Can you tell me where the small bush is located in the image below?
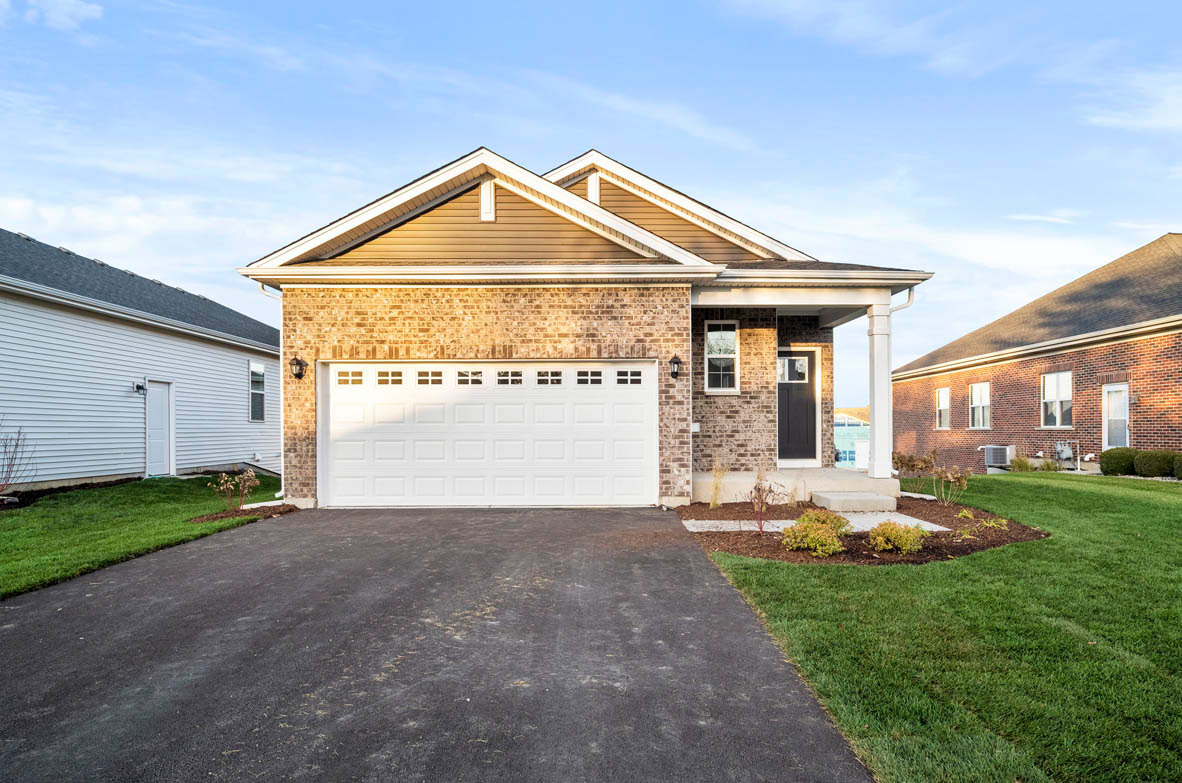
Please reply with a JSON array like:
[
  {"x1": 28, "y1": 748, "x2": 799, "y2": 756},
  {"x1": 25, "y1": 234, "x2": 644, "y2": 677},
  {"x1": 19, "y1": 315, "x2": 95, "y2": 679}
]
[
  {"x1": 797, "y1": 508, "x2": 852, "y2": 536},
  {"x1": 1037, "y1": 458, "x2": 1061, "y2": 472},
  {"x1": 1100, "y1": 447, "x2": 1139, "y2": 476},
  {"x1": 782, "y1": 521, "x2": 845, "y2": 557},
  {"x1": 1175, "y1": 454, "x2": 1182, "y2": 480},
  {"x1": 1134, "y1": 450, "x2": 1179, "y2": 478},
  {"x1": 956, "y1": 508, "x2": 975, "y2": 520},
  {"x1": 868, "y1": 520, "x2": 930, "y2": 554},
  {"x1": 932, "y1": 465, "x2": 972, "y2": 506},
  {"x1": 1008, "y1": 456, "x2": 1035, "y2": 472}
]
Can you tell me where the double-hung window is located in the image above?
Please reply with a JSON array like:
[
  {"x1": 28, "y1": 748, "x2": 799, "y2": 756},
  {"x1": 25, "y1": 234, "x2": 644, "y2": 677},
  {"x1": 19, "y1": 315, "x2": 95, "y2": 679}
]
[
  {"x1": 935, "y1": 387, "x2": 950, "y2": 429},
  {"x1": 1041, "y1": 371, "x2": 1072, "y2": 428},
  {"x1": 705, "y1": 321, "x2": 738, "y2": 393},
  {"x1": 968, "y1": 382, "x2": 991, "y2": 429},
  {"x1": 248, "y1": 361, "x2": 265, "y2": 422}
]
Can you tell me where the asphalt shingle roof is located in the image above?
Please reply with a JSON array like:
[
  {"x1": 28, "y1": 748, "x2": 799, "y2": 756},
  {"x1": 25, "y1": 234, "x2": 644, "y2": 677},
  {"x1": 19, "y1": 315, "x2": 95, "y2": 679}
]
[
  {"x1": 0, "y1": 228, "x2": 279, "y2": 349},
  {"x1": 895, "y1": 233, "x2": 1182, "y2": 374}
]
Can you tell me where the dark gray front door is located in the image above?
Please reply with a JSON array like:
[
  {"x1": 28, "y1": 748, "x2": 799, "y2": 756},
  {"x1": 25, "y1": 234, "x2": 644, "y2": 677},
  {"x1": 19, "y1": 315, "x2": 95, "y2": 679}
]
[{"x1": 777, "y1": 351, "x2": 816, "y2": 460}]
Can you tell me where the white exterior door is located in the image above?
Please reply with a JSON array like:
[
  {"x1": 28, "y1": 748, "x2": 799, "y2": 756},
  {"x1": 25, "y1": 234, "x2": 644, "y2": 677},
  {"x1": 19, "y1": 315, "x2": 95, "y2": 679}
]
[
  {"x1": 322, "y1": 361, "x2": 659, "y2": 507},
  {"x1": 1102, "y1": 383, "x2": 1130, "y2": 450},
  {"x1": 146, "y1": 380, "x2": 172, "y2": 476}
]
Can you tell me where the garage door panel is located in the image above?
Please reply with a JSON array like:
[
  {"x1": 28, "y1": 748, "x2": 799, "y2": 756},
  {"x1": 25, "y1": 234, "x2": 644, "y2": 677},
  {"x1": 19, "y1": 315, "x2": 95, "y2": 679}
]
[{"x1": 325, "y1": 361, "x2": 658, "y2": 506}]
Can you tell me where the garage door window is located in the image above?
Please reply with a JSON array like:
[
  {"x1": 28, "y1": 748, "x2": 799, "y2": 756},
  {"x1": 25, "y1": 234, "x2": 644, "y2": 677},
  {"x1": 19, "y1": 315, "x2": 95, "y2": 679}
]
[
  {"x1": 377, "y1": 370, "x2": 402, "y2": 385},
  {"x1": 458, "y1": 370, "x2": 483, "y2": 385},
  {"x1": 577, "y1": 370, "x2": 602, "y2": 385},
  {"x1": 337, "y1": 370, "x2": 363, "y2": 385},
  {"x1": 497, "y1": 370, "x2": 522, "y2": 385},
  {"x1": 617, "y1": 369, "x2": 641, "y2": 385},
  {"x1": 537, "y1": 370, "x2": 563, "y2": 385},
  {"x1": 418, "y1": 371, "x2": 443, "y2": 385}
]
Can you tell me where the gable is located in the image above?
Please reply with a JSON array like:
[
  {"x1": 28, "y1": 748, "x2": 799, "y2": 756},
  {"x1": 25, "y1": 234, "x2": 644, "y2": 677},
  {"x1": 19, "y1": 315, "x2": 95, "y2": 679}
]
[
  {"x1": 320, "y1": 183, "x2": 650, "y2": 265},
  {"x1": 593, "y1": 179, "x2": 759, "y2": 263}
]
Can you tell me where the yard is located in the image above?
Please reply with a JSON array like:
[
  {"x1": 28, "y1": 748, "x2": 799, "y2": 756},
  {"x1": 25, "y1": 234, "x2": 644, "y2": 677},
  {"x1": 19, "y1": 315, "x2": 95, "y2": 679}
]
[
  {"x1": 0, "y1": 474, "x2": 283, "y2": 599},
  {"x1": 715, "y1": 473, "x2": 1182, "y2": 783}
]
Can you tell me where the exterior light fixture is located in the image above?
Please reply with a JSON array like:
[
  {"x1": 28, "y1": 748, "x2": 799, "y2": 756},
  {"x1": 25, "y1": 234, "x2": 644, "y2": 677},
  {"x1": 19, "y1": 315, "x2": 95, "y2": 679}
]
[
  {"x1": 670, "y1": 355, "x2": 682, "y2": 379},
  {"x1": 289, "y1": 356, "x2": 308, "y2": 379}
]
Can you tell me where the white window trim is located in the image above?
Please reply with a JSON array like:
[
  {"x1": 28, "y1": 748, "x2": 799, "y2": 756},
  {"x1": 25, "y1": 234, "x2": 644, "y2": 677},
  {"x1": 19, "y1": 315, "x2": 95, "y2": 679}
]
[
  {"x1": 934, "y1": 386, "x2": 950, "y2": 430},
  {"x1": 248, "y1": 359, "x2": 266, "y2": 423},
  {"x1": 704, "y1": 319, "x2": 740, "y2": 396},
  {"x1": 968, "y1": 382, "x2": 991, "y2": 430},
  {"x1": 1040, "y1": 371, "x2": 1073, "y2": 430}
]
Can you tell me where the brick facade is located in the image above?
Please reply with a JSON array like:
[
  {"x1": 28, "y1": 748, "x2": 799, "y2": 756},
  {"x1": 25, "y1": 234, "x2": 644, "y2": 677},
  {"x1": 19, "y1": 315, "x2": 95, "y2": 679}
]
[
  {"x1": 893, "y1": 330, "x2": 1182, "y2": 469},
  {"x1": 691, "y1": 311, "x2": 835, "y2": 471},
  {"x1": 282, "y1": 286, "x2": 693, "y2": 504}
]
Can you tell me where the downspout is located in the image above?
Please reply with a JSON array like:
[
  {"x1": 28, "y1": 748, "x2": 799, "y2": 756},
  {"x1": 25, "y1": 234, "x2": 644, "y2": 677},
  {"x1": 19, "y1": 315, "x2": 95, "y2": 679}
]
[{"x1": 258, "y1": 283, "x2": 285, "y2": 499}]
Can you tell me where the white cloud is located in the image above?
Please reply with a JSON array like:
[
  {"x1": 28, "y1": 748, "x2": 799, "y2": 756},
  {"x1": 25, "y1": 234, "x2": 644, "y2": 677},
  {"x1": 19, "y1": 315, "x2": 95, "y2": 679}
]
[
  {"x1": 0, "y1": 1, "x2": 11, "y2": 25},
  {"x1": 1005, "y1": 209, "x2": 1082, "y2": 225},
  {"x1": 175, "y1": 28, "x2": 304, "y2": 72},
  {"x1": 24, "y1": 0, "x2": 102, "y2": 31},
  {"x1": 1086, "y1": 68, "x2": 1182, "y2": 132}
]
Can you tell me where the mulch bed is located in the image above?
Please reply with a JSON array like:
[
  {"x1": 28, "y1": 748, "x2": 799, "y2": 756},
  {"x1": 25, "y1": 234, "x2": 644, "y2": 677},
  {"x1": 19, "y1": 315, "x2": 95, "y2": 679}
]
[
  {"x1": 696, "y1": 496, "x2": 1049, "y2": 565},
  {"x1": 678, "y1": 500, "x2": 820, "y2": 520},
  {"x1": 188, "y1": 504, "x2": 301, "y2": 524}
]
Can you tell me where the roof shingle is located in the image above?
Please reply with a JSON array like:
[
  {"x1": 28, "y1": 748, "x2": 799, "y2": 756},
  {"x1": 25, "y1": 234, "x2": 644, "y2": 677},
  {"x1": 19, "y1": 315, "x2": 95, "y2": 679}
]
[
  {"x1": 0, "y1": 228, "x2": 279, "y2": 349},
  {"x1": 895, "y1": 234, "x2": 1182, "y2": 374}
]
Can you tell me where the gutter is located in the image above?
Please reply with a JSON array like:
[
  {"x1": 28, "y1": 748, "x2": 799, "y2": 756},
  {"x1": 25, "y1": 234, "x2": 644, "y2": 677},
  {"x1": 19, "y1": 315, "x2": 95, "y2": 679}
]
[{"x1": 0, "y1": 274, "x2": 279, "y2": 356}]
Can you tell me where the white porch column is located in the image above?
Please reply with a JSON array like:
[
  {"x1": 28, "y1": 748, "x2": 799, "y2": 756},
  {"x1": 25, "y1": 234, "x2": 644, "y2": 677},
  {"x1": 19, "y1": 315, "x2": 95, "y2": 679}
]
[{"x1": 867, "y1": 303, "x2": 893, "y2": 478}]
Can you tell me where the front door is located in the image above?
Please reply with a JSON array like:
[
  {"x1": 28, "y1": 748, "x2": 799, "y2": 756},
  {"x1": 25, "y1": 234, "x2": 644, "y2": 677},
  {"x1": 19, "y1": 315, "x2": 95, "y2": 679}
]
[
  {"x1": 1103, "y1": 382, "x2": 1130, "y2": 450},
  {"x1": 777, "y1": 351, "x2": 817, "y2": 461},
  {"x1": 146, "y1": 380, "x2": 172, "y2": 476}
]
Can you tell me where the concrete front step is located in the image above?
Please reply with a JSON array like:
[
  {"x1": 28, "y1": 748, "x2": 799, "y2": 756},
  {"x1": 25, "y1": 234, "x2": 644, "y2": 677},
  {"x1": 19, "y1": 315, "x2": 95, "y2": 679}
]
[{"x1": 811, "y1": 491, "x2": 896, "y2": 512}]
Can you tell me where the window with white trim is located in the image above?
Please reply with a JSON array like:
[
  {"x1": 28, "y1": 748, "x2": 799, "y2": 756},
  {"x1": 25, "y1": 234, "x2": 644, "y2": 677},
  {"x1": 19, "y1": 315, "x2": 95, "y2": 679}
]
[
  {"x1": 1041, "y1": 371, "x2": 1072, "y2": 428},
  {"x1": 705, "y1": 321, "x2": 738, "y2": 392},
  {"x1": 249, "y1": 361, "x2": 265, "y2": 422},
  {"x1": 458, "y1": 370, "x2": 483, "y2": 385},
  {"x1": 577, "y1": 370, "x2": 602, "y2": 385},
  {"x1": 417, "y1": 370, "x2": 442, "y2": 385},
  {"x1": 537, "y1": 370, "x2": 563, "y2": 385},
  {"x1": 969, "y1": 382, "x2": 991, "y2": 429},
  {"x1": 497, "y1": 370, "x2": 522, "y2": 385},
  {"x1": 935, "y1": 387, "x2": 950, "y2": 429}
]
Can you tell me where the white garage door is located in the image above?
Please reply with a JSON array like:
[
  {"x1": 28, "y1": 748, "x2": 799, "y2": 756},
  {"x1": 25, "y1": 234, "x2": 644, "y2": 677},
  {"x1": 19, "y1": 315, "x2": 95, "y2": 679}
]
[{"x1": 323, "y1": 361, "x2": 659, "y2": 506}]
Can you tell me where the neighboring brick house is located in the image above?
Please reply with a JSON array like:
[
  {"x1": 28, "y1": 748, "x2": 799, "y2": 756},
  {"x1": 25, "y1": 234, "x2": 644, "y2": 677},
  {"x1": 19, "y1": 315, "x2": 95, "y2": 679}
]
[
  {"x1": 893, "y1": 234, "x2": 1182, "y2": 471},
  {"x1": 240, "y1": 148, "x2": 930, "y2": 508}
]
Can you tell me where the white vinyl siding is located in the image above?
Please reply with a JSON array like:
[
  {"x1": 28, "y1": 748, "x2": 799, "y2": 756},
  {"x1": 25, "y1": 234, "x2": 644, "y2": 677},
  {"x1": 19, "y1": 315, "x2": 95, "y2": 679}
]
[
  {"x1": 935, "y1": 387, "x2": 950, "y2": 429},
  {"x1": 0, "y1": 291, "x2": 281, "y2": 485},
  {"x1": 1041, "y1": 371, "x2": 1072, "y2": 428},
  {"x1": 969, "y1": 382, "x2": 991, "y2": 429}
]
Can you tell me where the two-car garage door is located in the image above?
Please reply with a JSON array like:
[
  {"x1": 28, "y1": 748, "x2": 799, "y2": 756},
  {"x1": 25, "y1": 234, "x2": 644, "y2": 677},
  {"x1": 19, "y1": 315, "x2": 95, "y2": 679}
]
[{"x1": 322, "y1": 361, "x2": 659, "y2": 506}]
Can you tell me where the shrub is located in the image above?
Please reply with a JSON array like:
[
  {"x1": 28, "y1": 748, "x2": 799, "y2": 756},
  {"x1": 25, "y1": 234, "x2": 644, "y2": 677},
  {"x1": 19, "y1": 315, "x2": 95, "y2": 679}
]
[
  {"x1": 747, "y1": 469, "x2": 788, "y2": 534},
  {"x1": 893, "y1": 450, "x2": 937, "y2": 478},
  {"x1": 783, "y1": 520, "x2": 845, "y2": 557},
  {"x1": 956, "y1": 508, "x2": 975, "y2": 520},
  {"x1": 1099, "y1": 447, "x2": 1139, "y2": 476},
  {"x1": 932, "y1": 465, "x2": 972, "y2": 507},
  {"x1": 1134, "y1": 450, "x2": 1179, "y2": 478},
  {"x1": 709, "y1": 458, "x2": 728, "y2": 509},
  {"x1": 1037, "y1": 458, "x2": 1061, "y2": 472},
  {"x1": 868, "y1": 521, "x2": 930, "y2": 554},
  {"x1": 208, "y1": 469, "x2": 259, "y2": 512},
  {"x1": 1008, "y1": 456, "x2": 1035, "y2": 472},
  {"x1": 1175, "y1": 454, "x2": 1182, "y2": 481},
  {"x1": 797, "y1": 508, "x2": 852, "y2": 536}
]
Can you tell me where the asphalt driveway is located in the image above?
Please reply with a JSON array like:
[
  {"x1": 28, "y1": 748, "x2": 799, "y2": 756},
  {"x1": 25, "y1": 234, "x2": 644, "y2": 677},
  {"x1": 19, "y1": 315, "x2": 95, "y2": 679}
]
[{"x1": 0, "y1": 508, "x2": 869, "y2": 782}]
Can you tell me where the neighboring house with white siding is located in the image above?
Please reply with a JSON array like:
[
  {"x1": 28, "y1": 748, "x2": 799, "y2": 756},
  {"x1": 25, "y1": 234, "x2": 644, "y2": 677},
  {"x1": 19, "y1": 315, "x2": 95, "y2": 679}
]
[{"x1": 0, "y1": 228, "x2": 281, "y2": 490}]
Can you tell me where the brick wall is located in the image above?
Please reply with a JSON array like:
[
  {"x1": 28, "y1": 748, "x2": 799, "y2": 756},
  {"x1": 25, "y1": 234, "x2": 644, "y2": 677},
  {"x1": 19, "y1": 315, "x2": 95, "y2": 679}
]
[
  {"x1": 893, "y1": 330, "x2": 1182, "y2": 469},
  {"x1": 282, "y1": 286, "x2": 693, "y2": 504},
  {"x1": 691, "y1": 311, "x2": 835, "y2": 471}
]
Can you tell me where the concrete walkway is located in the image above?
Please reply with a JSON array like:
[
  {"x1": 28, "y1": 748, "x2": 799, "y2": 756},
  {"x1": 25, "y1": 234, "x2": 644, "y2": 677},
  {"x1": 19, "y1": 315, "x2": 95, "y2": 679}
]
[{"x1": 0, "y1": 507, "x2": 871, "y2": 783}]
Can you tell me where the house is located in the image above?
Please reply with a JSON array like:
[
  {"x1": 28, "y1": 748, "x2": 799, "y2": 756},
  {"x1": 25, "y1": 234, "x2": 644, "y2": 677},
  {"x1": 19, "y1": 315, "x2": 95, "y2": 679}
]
[
  {"x1": 833, "y1": 407, "x2": 870, "y2": 468},
  {"x1": 892, "y1": 234, "x2": 1182, "y2": 470},
  {"x1": 0, "y1": 228, "x2": 282, "y2": 490},
  {"x1": 239, "y1": 148, "x2": 931, "y2": 509}
]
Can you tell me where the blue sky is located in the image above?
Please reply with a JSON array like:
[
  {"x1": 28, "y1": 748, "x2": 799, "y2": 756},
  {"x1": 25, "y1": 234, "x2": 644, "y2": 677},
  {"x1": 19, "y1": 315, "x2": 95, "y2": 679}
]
[{"x1": 2, "y1": 0, "x2": 1179, "y2": 405}]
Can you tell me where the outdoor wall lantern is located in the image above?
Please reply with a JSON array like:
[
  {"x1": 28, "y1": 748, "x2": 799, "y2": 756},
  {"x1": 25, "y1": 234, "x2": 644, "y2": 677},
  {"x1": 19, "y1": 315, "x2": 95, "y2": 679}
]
[
  {"x1": 289, "y1": 356, "x2": 308, "y2": 379},
  {"x1": 670, "y1": 355, "x2": 682, "y2": 379}
]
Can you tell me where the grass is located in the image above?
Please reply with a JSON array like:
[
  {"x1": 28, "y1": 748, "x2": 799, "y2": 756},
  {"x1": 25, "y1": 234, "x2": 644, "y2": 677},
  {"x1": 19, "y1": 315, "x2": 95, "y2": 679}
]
[
  {"x1": 0, "y1": 474, "x2": 281, "y2": 599},
  {"x1": 714, "y1": 473, "x2": 1182, "y2": 783}
]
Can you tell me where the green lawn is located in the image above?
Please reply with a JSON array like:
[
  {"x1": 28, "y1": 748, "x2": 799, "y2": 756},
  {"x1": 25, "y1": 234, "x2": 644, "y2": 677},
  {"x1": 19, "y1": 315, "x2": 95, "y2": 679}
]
[
  {"x1": 715, "y1": 473, "x2": 1182, "y2": 783},
  {"x1": 0, "y1": 474, "x2": 282, "y2": 599}
]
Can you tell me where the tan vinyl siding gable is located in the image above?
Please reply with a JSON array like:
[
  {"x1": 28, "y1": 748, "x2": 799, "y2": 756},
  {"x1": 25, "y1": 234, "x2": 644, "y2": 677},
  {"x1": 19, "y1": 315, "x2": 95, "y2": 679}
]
[
  {"x1": 320, "y1": 184, "x2": 649, "y2": 265},
  {"x1": 566, "y1": 176, "x2": 589, "y2": 199},
  {"x1": 594, "y1": 180, "x2": 761, "y2": 263}
]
